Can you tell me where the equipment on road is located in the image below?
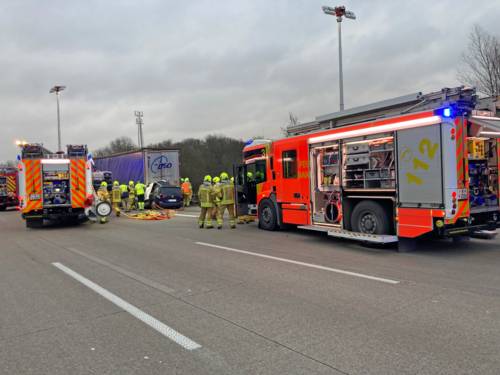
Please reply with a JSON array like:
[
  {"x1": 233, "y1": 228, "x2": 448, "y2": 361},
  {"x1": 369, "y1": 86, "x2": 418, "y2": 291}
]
[
  {"x1": 0, "y1": 166, "x2": 19, "y2": 211},
  {"x1": 17, "y1": 144, "x2": 111, "y2": 228},
  {"x1": 122, "y1": 209, "x2": 175, "y2": 220},
  {"x1": 235, "y1": 87, "x2": 500, "y2": 249},
  {"x1": 93, "y1": 148, "x2": 180, "y2": 187}
]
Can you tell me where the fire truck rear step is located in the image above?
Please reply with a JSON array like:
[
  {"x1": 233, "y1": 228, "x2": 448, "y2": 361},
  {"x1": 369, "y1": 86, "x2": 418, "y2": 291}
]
[{"x1": 298, "y1": 225, "x2": 398, "y2": 244}]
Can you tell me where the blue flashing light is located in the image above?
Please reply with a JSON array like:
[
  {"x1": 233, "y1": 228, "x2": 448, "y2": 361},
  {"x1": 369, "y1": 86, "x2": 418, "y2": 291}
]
[
  {"x1": 435, "y1": 107, "x2": 454, "y2": 118},
  {"x1": 244, "y1": 139, "x2": 253, "y2": 147}
]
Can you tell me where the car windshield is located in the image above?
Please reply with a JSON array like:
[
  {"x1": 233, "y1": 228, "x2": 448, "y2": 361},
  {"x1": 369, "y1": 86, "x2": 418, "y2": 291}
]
[{"x1": 159, "y1": 187, "x2": 180, "y2": 195}]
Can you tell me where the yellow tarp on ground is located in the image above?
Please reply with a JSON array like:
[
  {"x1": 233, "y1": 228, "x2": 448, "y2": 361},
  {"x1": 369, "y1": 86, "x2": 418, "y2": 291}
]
[{"x1": 122, "y1": 210, "x2": 176, "y2": 221}]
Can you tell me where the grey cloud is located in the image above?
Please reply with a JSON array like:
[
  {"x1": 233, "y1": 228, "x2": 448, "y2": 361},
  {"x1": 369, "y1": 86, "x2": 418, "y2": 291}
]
[{"x1": 1, "y1": 0, "x2": 499, "y2": 161}]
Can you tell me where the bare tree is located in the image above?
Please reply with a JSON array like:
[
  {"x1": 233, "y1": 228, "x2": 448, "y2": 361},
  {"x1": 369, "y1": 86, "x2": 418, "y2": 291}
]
[{"x1": 459, "y1": 26, "x2": 500, "y2": 97}]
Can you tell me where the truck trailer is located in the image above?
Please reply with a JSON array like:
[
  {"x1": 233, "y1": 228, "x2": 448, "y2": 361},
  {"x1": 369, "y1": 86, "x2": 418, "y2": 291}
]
[
  {"x1": 0, "y1": 166, "x2": 19, "y2": 211},
  {"x1": 93, "y1": 148, "x2": 180, "y2": 186},
  {"x1": 235, "y1": 87, "x2": 500, "y2": 250}
]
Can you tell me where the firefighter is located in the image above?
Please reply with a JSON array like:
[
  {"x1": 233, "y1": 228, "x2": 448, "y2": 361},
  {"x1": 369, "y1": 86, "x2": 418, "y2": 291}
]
[
  {"x1": 181, "y1": 177, "x2": 193, "y2": 207},
  {"x1": 111, "y1": 181, "x2": 122, "y2": 217},
  {"x1": 216, "y1": 172, "x2": 236, "y2": 229},
  {"x1": 120, "y1": 182, "x2": 129, "y2": 211},
  {"x1": 211, "y1": 176, "x2": 221, "y2": 220},
  {"x1": 198, "y1": 175, "x2": 214, "y2": 229},
  {"x1": 128, "y1": 180, "x2": 136, "y2": 210},
  {"x1": 135, "y1": 180, "x2": 146, "y2": 211},
  {"x1": 237, "y1": 172, "x2": 255, "y2": 224},
  {"x1": 97, "y1": 181, "x2": 110, "y2": 224}
]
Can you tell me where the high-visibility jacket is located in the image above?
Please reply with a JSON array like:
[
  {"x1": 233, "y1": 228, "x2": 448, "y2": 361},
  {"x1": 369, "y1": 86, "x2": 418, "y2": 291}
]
[
  {"x1": 135, "y1": 183, "x2": 146, "y2": 195},
  {"x1": 213, "y1": 183, "x2": 222, "y2": 205},
  {"x1": 97, "y1": 186, "x2": 110, "y2": 202},
  {"x1": 128, "y1": 184, "x2": 135, "y2": 197},
  {"x1": 198, "y1": 182, "x2": 214, "y2": 208},
  {"x1": 111, "y1": 186, "x2": 122, "y2": 203},
  {"x1": 181, "y1": 181, "x2": 192, "y2": 195},
  {"x1": 120, "y1": 184, "x2": 128, "y2": 193},
  {"x1": 219, "y1": 181, "x2": 235, "y2": 205}
]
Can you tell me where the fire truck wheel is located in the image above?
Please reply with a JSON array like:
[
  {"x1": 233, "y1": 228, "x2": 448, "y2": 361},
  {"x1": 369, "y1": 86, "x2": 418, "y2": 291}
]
[
  {"x1": 0, "y1": 206, "x2": 6, "y2": 211},
  {"x1": 258, "y1": 200, "x2": 278, "y2": 231},
  {"x1": 26, "y1": 218, "x2": 43, "y2": 228},
  {"x1": 351, "y1": 201, "x2": 390, "y2": 235}
]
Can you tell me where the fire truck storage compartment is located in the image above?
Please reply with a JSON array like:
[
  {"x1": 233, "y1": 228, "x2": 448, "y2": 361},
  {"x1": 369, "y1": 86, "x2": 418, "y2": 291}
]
[
  {"x1": 42, "y1": 163, "x2": 71, "y2": 206},
  {"x1": 467, "y1": 137, "x2": 498, "y2": 213},
  {"x1": 310, "y1": 141, "x2": 341, "y2": 225},
  {"x1": 342, "y1": 134, "x2": 395, "y2": 190}
]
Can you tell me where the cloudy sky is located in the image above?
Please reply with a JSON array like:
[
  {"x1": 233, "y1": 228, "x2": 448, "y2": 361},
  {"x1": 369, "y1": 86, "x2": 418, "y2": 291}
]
[{"x1": 1, "y1": 0, "x2": 498, "y2": 161}]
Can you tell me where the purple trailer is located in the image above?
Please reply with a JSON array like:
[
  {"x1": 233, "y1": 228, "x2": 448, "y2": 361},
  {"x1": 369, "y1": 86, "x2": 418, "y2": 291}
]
[{"x1": 93, "y1": 148, "x2": 180, "y2": 185}]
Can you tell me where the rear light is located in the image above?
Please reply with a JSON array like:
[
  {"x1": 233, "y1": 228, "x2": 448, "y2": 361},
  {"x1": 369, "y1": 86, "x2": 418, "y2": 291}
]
[{"x1": 84, "y1": 194, "x2": 94, "y2": 207}]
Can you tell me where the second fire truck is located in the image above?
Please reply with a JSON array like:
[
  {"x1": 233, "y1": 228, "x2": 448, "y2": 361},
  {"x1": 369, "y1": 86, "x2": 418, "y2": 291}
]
[
  {"x1": 235, "y1": 87, "x2": 500, "y2": 250},
  {"x1": 18, "y1": 144, "x2": 111, "y2": 228}
]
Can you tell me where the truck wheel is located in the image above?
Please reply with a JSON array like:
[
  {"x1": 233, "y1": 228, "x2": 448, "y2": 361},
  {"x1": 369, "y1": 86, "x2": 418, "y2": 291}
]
[
  {"x1": 0, "y1": 206, "x2": 6, "y2": 211},
  {"x1": 26, "y1": 218, "x2": 43, "y2": 228},
  {"x1": 258, "y1": 200, "x2": 278, "y2": 231},
  {"x1": 351, "y1": 201, "x2": 390, "y2": 235}
]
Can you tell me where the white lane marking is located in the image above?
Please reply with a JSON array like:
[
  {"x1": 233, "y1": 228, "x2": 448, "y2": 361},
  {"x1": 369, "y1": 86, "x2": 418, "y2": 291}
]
[
  {"x1": 52, "y1": 262, "x2": 201, "y2": 351},
  {"x1": 65, "y1": 247, "x2": 175, "y2": 294},
  {"x1": 175, "y1": 213, "x2": 198, "y2": 218},
  {"x1": 195, "y1": 242, "x2": 400, "y2": 285}
]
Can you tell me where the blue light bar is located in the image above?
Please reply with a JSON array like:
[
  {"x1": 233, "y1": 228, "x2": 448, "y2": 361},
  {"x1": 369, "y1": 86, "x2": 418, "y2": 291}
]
[{"x1": 434, "y1": 107, "x2": 454, "y2": 119}]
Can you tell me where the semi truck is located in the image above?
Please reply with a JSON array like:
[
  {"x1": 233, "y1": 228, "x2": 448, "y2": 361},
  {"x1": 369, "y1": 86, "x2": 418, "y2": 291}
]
[
  {"x1": 0, "y1": 166, "x2": 19, "y2": 211},
  {"x1": 235, "y1": 87, "x2": 500, "y2": 250},
  {"x1": 18, "y1": 144, "x2": 111, "y2": 228},
  {"x1": 93, "y1": 148, "x2": 180, "y2": 186}
]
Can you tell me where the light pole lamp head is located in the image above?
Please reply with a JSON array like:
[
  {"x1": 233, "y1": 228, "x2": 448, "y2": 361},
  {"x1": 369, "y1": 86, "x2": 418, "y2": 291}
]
[
  {"x1": 322, "y1": 5, "x2": 356, "y2": 21},
  {"x1": 49, "y1": 85, "x2": 66, "y2": 94}
]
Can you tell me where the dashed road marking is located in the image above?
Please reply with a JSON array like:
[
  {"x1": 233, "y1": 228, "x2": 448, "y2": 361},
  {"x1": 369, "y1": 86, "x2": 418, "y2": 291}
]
[
  {"x1": 52, "y1": 262, "x2": 202, "y2": 350},
  {"x1": 195, "y1": 242, "x2": 400, "y2": 285}
]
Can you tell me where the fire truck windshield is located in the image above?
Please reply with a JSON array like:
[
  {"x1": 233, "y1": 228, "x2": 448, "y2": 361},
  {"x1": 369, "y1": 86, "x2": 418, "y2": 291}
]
[{"x1": 246, "y1": 160, "x2": 266, "y2": 183}]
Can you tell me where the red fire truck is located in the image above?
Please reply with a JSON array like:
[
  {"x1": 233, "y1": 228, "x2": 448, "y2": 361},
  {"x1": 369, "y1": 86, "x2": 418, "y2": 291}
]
[
  {"x1": 0, "y1": 166, "x2": 19, "y2": 211},
  {"x1": 235, "y1": 87, "x2": 500, "y2": 249},
  {"x1": 18, "y1": 144, "x2": 111, "y2": 228}
]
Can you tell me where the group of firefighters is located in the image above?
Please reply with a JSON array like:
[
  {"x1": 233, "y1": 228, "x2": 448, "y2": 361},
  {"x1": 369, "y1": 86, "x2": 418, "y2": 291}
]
[
  {"x1": 197, "y1": 172, "x2": 253, "y2": 229},
  {"x1": 96, "y1": 180, "x2": 146, "y2": 221},
  {"x1": 95, "y1": 174, "x2": 252, "y2": 228}
]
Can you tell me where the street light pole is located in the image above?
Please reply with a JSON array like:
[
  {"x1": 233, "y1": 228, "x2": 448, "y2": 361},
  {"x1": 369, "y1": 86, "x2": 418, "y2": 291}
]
[
  {"x1": 322, "y1": 5, "x2": 356, "y2": 112},
  {"x1": 337, "y1": 18, "x2": 344, "y2": 111},
  {"x1": 49, "y1": 85, "x2": 66, "y2": 152}
]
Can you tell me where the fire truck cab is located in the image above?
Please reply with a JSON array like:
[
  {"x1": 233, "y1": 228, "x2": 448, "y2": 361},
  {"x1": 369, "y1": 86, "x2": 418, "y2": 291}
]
[{"x1": 235, "y1": 87, "x2": 500, "y2": 249}]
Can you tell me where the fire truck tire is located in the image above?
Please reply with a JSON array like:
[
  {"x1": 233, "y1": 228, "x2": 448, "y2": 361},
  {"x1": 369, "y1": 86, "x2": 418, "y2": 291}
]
[
  {"x1": 351, "y1": 201, "x2": 390, "y2": 235},
  {"x1": 0, "y1": 206, "x2": 6, "y2": 211},
  {"x1": 258, "y1": 199, "x2": 278, "y2": 231},
  {"x1": 26, "y1": 218, "x2": 43, "y2": 228}
]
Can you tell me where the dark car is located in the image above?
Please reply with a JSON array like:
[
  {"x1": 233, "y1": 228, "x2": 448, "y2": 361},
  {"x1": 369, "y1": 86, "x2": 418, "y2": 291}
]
[{"x1": 150, "y1": 185, "x2": 183, "y2": 209}]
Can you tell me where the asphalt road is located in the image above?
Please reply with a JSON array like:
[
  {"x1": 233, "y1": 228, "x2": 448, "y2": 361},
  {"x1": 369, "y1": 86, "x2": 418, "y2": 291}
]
[{"x1": 1, "y1": 207, "x2": 499, "y2": 374}]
